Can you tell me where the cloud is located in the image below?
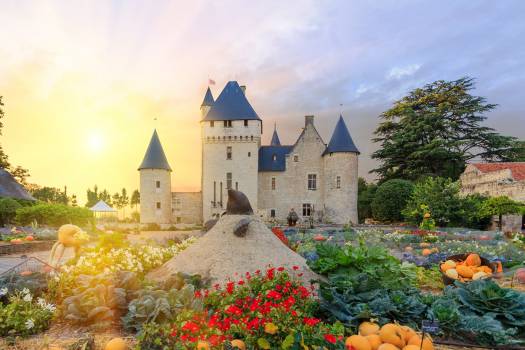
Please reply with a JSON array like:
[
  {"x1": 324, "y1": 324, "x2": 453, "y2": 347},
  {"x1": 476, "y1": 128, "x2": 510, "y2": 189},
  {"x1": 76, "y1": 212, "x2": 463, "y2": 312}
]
[{"x1": 387, "y1": 64, "x2": 422, "y2": 80}]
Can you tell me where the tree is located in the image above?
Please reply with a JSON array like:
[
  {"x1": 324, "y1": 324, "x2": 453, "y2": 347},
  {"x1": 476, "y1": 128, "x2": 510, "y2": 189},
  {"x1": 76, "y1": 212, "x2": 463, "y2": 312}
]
[
  {"x1": 357, "y1": 178, "x2": 377, "y2": 223},
  {"x1": 99, "y1": 189, "x2": 112, "y2": 206},
  {"x1": 70, "y1": 194, "x2": 78, "y2": 207},
  {"x1": 0, "y1": 96, "x2": 30, "y2": 185},
  {"x1": 372, "y1": 77, "x2": 519, "y2": 182},
  {"x1": 371, "y1": 179, "x2": 414, "y2": 222},
  {"x1": 30, "y1": 186, "x2": 68, "y2": 204},
  {"x1": 131, "y1": 190, "x2": 140, "y2": 210},
  {"x1": 119, "y1": 188, "x2": 129, "y2": 217},
  {"x1": 0, "y1": 198, "x2": 22, "y2": 226},
  {"x1": 86, "y1": 185, "x2": 99, "y2": 207},
  {"x1": 480, "y1": 196, "x2": 525, "y2": 231}
]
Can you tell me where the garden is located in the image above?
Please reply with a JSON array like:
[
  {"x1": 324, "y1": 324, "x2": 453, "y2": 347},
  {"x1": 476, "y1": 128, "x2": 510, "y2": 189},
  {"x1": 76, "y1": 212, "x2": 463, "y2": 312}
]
[{"x1": 1, "y1": 221, "x2": 525, "y2": 350}]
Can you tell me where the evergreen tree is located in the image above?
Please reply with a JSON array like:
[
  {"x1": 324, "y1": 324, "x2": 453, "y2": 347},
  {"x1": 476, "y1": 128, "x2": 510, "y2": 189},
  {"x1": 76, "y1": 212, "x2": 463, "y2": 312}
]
[
  {"x1": 372, "y1": 77, "x2": 520, "y2": 181},
  {"x1": 131, "y1": 189, "x2": 140, "y2": 210},
  {"x1": 30, "y1": 186, "x2": 68, "y2": 204}
]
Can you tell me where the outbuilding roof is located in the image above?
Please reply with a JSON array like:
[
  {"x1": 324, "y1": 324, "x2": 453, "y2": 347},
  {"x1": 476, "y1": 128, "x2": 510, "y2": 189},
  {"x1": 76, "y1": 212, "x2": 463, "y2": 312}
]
[
  {"x1": 138, "y1": 130, "x2": 172, "y2": 171},
  {"x1": 270, "y1": 127, "x2": 281, "y2": 146},
  {"x1": 258, "y1": 146, "x2": 293, "y2": 172},
  {"x1": 323, "y1": 115, "x2": 360, "y2": 155},
  {"x1": 0, "y1": 168, "x2": 35, "y2": 201},
  {"x1": 90, "y1": 200, "x2": 117, "y2": 212},
  {"x1": 471, "y1": 162, "x2": 525, "y2": 181},
  {"x1": 202, "y1": 81, "x2": 260, "y2": 121}
]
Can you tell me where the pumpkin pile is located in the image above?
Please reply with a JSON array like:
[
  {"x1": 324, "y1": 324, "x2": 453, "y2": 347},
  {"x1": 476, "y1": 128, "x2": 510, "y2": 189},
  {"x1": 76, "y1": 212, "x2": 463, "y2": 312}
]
[
  {"x1": 440, "y1": 253, "x2": 493, "y2": 282},
  {"x1": 345, "y1": 322, "x2": 434, "y2": 350}
]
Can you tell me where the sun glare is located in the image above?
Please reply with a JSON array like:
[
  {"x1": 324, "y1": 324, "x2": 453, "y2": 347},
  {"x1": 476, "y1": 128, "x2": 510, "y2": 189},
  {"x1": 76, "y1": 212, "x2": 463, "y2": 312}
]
[{"x1": 86, "y1": 132, "x2": 105, "y2": 153}]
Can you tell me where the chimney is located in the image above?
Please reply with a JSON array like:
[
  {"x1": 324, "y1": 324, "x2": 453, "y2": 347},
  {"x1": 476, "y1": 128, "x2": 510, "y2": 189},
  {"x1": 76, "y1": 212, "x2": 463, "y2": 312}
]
[
  {"x1": 240, "y1": 85, "x2": 246, "y2": 94},
  {"x1": 305, "y1": 115, "x2": 314, "y2": 127}
]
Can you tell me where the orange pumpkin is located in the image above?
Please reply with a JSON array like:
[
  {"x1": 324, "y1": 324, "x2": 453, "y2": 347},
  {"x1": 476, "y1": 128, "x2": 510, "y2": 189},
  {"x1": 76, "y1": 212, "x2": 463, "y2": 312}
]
[
  {"x1": 422, "y1": 249, "x2": 432, "y2": 256},
  {"x1": 400, "y1": 326, "x2": 417, "y2": 343},
  {"x1": 366, "y1": 334, "x2": 382, "y2": 350},
  {"x1": 465, "y1": 253, "x2": 481, "y2": 267},
  {"x1": 377, "y1": 344, "x2": 400, "y2": 350},
  {"x1": 457, "y1": 265, "x2": 474, "y2": 278},
  {"x1": 407, "y1": 335, "x2": 434, "y2": 350},
  {"x1": 345, "y1": 335, "x2": 372, "y2": 350},
  {"x1": 359, "y1": 322, "x2": 380, "y2": 336},
  {"x1": 379, "y1": 324, "x2": 405, "y2": 349}
]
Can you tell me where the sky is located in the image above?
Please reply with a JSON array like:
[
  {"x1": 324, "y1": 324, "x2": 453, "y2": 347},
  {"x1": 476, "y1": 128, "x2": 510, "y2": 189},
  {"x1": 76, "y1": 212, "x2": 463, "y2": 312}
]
[{"x1": 1, "y1": 1, "x2": 524, "y2": 204}]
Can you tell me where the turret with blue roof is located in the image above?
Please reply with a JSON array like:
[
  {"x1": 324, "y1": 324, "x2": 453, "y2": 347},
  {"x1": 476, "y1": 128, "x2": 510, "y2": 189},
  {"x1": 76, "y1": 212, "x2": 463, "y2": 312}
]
[
  {"x1": 202, "y1": 81, "x2": 261, "y2": 121},
  {"x1": 138, "y1": 129, "x2": 172, "y2": 171},
  {"x1": 323, "y1": 115, "x2": 360, "y2": 156},
  {"x1": 201, "y1": 87, "x2": 214, "y2": 107}
]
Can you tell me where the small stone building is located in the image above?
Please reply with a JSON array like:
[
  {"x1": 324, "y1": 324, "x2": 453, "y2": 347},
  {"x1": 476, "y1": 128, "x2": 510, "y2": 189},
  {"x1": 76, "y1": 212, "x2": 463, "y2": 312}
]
[{"x1": 460, "y1": 162, "x2": 525, "y2": 231}]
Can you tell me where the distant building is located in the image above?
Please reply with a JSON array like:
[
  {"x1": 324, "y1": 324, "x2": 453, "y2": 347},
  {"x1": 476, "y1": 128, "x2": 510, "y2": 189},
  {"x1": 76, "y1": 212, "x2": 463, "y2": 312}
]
[
  {"x1": 460, "y1": 162, "x2": 525, "y2": 231},
  {"x1": 138, "y1": 81, "x2": 359, "y2": 225}
]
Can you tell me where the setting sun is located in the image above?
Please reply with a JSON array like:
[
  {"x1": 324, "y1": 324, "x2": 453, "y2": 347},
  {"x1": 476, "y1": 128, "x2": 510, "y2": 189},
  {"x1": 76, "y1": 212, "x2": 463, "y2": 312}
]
[{"x1": 86, "y1": 131, "x2": 105, "y2": 153}]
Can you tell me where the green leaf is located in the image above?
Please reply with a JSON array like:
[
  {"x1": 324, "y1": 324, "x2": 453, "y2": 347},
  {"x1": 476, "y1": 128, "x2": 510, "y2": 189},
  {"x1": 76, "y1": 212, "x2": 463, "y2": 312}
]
[{"x1": 257, "y1": 338, "x2": 271, "y2": 349}]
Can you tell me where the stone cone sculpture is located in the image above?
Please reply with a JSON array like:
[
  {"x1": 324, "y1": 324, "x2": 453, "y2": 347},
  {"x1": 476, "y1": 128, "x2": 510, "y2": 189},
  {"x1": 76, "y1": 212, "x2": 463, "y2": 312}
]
[{"x1": 148, "y1": 190, "x2": 319, "y2": 286}]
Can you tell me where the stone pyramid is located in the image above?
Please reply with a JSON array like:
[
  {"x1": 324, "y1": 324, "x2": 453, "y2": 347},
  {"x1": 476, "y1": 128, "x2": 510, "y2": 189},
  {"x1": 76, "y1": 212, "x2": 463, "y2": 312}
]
[{"x1": 148, "y1": 190, "x2": 319, "y2": 286}]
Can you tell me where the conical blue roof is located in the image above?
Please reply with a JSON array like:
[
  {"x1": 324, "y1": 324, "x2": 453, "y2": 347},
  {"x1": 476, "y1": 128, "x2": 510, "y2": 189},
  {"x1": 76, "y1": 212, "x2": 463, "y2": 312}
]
[
  {"x1": 270, "y1": 125, "x2": 281, "y2": 146},
  {"x1": 138, "y1": 130, "x2": 172, "y2": 171},
  {"x1": 201, "y1": 87, "x2": 214, "y2": 107},
  {"x1": 202, "y1": 81, "x2": 260, "y2": 121},
  {"x1": 323, "y1": 115, "x2": 360, "y2": 156}
]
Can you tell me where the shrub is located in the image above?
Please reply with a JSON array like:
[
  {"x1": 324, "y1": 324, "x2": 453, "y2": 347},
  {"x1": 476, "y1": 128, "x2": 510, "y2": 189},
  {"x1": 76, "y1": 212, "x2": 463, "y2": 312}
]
[
  {"x1": 357, "y1": 178, "x2": 377, "y2": 222},
  {"x1": 403, "y1": 177, "x2": 464, "y2": 227},
  {"x1": 371, "y1": 179, "x2": 414, "y2": 222},
  {"x1": 15, "y1": 203, "x2": 93, "y2": 227},
  {"x1": 0, "y1": 197, "x2": 22, "y2": 225}
]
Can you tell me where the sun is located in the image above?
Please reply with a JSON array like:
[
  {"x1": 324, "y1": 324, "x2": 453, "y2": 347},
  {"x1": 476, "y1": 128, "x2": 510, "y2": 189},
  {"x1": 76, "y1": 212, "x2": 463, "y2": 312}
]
[{"x1": 86, "y1": 131, "x2": 105, "y2": 153}]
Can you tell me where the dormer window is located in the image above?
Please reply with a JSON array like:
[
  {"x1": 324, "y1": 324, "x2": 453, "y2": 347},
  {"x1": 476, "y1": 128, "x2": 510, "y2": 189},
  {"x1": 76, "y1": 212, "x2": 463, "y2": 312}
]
[
  {"x1": 272, "y1": 154, "x2": 277, "y2": 161},
  {"x1": 294, "y1": 155, "x2": 299, "y2": 162},
  {"x1": 224, "y1": 120, "x2": 232, "y2": 128},
  {"x1": 244, "y1": 120, "x2": 248, "y2": 127},
  {"x1": 210, "y1": 121, "x2": 214, "y2": 127}
]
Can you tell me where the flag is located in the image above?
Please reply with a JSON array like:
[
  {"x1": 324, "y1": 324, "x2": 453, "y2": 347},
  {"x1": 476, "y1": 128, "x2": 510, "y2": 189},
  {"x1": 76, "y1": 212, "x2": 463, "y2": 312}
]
[{"x1": 208, "y1": 78, "x2": 216, "y2": 85}]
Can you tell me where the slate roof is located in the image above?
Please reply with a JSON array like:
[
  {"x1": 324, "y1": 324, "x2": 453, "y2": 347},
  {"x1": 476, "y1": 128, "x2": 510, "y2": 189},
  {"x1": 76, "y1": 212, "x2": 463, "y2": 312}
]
[
  {"x1": 471, "y1": 162, "x2": 525, "y2": 181},
  {"x1": 0, "y1": 168, "x2": 35, "y2": 201},
  {"x1": 138, "y1": 130, "x2": 172, "y2": 171},
  {"x1": 323, "y1": 115, "x2": 360, "y2": 156},
  {"x1": 201, "y1": 87, "x2": 214, "y2": 107},
  {"x1": 270, "y1": 127, "x2": 281, "y2": 146},
  {"x1": 202, "y1": 81, "x2": 260, "y2": 121},
  {"x1": 259, "y1": 146, "x2": 293, "y2": 172}
]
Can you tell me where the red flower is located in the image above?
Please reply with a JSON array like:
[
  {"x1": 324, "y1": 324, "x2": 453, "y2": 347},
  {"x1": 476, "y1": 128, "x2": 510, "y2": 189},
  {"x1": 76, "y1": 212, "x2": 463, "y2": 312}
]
[
  {"x1": 277, "y1": 266, "x2": 285, "y2": 272},
  {"x1": 324, "y1": 334, "x2": 337, "y2": 344},
  {"x1": 181, "y1": 321, "x2": 199, "y2": 333},
  {"x1": 293, "y1": 265, "x2": 299, "y2": 270},
  {"x1": 303, "y1": 317, "x2": 320, "y2": 327}
]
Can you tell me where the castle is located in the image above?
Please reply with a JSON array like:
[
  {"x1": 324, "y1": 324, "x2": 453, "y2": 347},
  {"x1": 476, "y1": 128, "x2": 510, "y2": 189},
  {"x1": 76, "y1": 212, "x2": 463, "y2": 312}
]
[{"x1": 138, "y1": 81, "x2": 359, "y2": 226}]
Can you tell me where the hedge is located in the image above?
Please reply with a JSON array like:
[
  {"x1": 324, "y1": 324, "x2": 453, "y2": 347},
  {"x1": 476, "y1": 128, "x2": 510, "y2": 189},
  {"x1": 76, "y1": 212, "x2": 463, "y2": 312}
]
[
  {"x1": 15, "y1": 203, "x2": 93, "y2": 227},
  {"x1": 371, "y1": 179, "x2": 414, "y2": 222}
]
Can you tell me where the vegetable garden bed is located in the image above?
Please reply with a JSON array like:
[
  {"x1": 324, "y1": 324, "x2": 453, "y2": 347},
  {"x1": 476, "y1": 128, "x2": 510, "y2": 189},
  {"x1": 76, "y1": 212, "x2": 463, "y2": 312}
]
[{"x1": 0, "y1": 240, "x2": 55, "y2": 255}]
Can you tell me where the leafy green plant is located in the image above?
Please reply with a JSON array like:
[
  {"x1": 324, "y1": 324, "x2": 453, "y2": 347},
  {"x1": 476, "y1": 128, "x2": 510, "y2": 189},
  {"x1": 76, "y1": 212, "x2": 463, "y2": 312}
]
[
  {"x1": 371, "y1": 179, "x2": 414, "y2": 222},
  {"x1": 122, "y1": 284, "x2": 203, "y2": 332},
  {"x1": 0, "y1": 197, "x2": 22, "y2": 225},
  {"x1": 0, "y1": 289, "x2": 55, "y2": 337},
  {"x1": 15, "y1": 203, "x2": 93, "y2": 226}
]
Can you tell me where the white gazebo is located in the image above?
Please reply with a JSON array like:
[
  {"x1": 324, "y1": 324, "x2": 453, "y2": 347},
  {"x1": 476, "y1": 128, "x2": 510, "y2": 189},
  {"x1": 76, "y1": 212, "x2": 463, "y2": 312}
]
[{"x1": 89, "y1": 200, "x2": 117, "y2": 219}]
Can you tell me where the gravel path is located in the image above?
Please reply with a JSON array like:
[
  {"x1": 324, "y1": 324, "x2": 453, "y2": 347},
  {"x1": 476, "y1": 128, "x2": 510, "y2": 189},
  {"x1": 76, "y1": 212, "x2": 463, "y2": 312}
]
[{"x1": 0, "y1": 248, "x2": 74, "y2": 274}]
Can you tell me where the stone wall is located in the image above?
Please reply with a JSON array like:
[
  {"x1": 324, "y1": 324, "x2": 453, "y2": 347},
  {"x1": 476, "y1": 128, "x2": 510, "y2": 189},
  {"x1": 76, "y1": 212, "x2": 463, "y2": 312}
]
[
  {"x1": 201, "y1": 119, "x2": 261, "y2": 220},
  {"x1": 139, "y1": 169, "x2": 172, "y2": 224},
  {"x1": 258, "y1": 117, "x2": 330, "y2": 223},
  {"x1": 323, "y1": 152, "x2": 358, "y2": 224},
  {"x1": 460, "y1": 164, "x2": 525, "y2": 202},
  {"x1": 172, "y1": 192, "x2": 203, "y2": 224}
]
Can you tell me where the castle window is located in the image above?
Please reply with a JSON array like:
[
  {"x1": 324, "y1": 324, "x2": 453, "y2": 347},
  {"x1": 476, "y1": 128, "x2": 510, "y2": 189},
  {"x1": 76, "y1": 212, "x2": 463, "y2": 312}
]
[
  {"x1": 235, "y1": 182, "x2": 238, "y2": 190},
  {"x1": 302, "y1": 203, "x2": 312, "y2": 217},
  {"x1": 228, "y1": 136, "x2": 232, "y2": 140},
  {"x1": 174, "y1": 197, "x2": 182, "y2": 209},
  {"x1": 156, "y1": 202, "x2": 161, "y2": 209},
  {"x1": 308, "y1": 174, "x2": 317, "y2": 190},
  {"x1": 244, "y1": 120, "x2": 248, "y2": 127},
  {"x1": 176, "y1": 217, "x2": 182, "y2": 223},
  {"x1": 213, "y1": 181, "x2": 217, "y2": 207},
  {"x1": 226, "y1": 146, "x2": 232, "y2": 159},
  {"x1": 234, "y1": 136, "x2": 237, "y2": 140},
  {"x1": 294, "y1": 155, "x2": 299, "y2": 162},
  {"x1": 336, "y1": 176, "x2": 341, "y2": 189},
  {"x1": 226, "y1": 172, "x2": 232, "y2": 189},
  {"x1": 212, "y1": 136, "x2": 215, "y2": 140},
  {"x1": 240, "y1": 136, "x2": 243, "y2": 140},
  {"x1": 248, "y1": 152, "x2": 251, "y2": 157},
  {"x1": 210, "y1": 121, "x2": 214, "y2": 127},
  {"x1": 271, "y1": 177, "x2": 276, "y2": 190},
  {"x1": 270, "y1": 209, "x2": 276, "y2": 218},
  {"x1": 250, "y1": 135, "x2": 253, "y2": 141},
  {"x1": 224, "y1": 120, "x2": 232, "y2": 128},
  {"x1": 156, "y1": 180, "x2": 160, "y2": 188},
  {"x1": 272, "y1": 154, "x2": 277, "y2": 161}
]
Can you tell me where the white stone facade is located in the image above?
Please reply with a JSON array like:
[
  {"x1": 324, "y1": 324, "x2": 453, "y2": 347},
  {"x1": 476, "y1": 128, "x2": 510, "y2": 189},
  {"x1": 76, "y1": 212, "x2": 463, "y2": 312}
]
[
  {"x1": 139, "y1": 169, "x2": 172, "y2": 224},
  {"x1": 201, "y1": 119, "x2": 261, "y2": 220},
  {"x1": 460, "y1": 163, "x2": 525, "y2": 202}
]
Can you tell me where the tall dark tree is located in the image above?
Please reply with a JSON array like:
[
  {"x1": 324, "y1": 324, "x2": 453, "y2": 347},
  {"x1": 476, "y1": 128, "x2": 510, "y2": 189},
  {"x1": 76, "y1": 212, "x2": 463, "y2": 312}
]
[
  {"x1": 372, "y1": 77, "x2": 519, "y2": 181},
  {"x1": 85, "y1": 185, "x2": 99, "y2": 207},
  {"x1": 130, "y1": 189, "x2": 140, "y2": 210},
  {"x1": 0, "y1": 96, "x2": 30, "y2": 185}
]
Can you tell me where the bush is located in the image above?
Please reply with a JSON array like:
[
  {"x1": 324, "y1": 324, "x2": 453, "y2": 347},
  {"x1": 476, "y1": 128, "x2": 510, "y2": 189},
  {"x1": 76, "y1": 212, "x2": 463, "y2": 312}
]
[
  {"x1": 357, "y1": 178, "x2": 377, "y2": 222},
  {"x1": 371, "y1": 179, "x2": 414, "y2": 222},
  {"x1": 0, "y1": 198, "x2": 22, "y2": 226},
  {"x1": 403, "y1": 177, "x2": 464, "y2": 227},
  {"x1": 15, "y1": 203, "x2": 93, "y2": 227}
]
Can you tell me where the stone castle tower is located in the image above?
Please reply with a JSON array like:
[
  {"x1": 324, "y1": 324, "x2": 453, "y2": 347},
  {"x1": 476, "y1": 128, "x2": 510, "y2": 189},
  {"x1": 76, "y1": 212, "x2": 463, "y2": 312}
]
[
  {"x1": 200, "y1": 82, "x2": 262, "y2": 220},
  {"x1": 138, "y1": 130, "x2": 172, "y2": 224}
]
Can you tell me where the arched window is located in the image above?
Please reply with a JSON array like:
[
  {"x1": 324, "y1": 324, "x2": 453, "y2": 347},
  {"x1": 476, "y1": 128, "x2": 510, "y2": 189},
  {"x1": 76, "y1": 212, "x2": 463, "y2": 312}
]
[{"x1": 272, "y1": 154, "x2": 277, "y2": 161}]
